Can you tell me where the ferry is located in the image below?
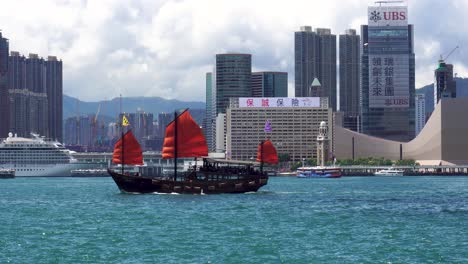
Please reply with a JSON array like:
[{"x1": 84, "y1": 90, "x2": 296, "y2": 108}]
[
  {"x1": 297, "y1": 166, "x2": 342, "y2": 178},
  {"x1": 0, "y1": 168, "x2": 15, "y2": 179},
  {"x1": 0, "y1": 133, "x2": 95, "y2": 177},
  {"x1": 374, "y1": 168, "x2": 404, "y2": 176}
]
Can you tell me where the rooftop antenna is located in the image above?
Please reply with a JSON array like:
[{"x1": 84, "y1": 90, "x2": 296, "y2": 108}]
[{"x1": 374, "y1": 0, "x2": 404, "y2": 6}]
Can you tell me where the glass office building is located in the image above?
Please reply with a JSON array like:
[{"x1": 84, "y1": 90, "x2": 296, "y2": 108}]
[
  {"x1": 361, "y1": 5, "x2": 415, "y2": 142},
  {"x1": 214, "y1": 53, "x2": 252, "y2": 114},
  {"x1": 252, "y1": 71, "x2": 288, "y2": 97}
]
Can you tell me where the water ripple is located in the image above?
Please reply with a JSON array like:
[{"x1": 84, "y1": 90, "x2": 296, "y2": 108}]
[{"x1": 1, "y1": 176, "x2": 468, "y2": 263}]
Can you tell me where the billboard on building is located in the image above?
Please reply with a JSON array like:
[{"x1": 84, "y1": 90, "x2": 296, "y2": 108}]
[
  {"x1": 368, "y1": 54, "x2": 409, "y2": 108},
  {"x1": 239, "y1": 97, "x2": 320, "y2": 108},
  {"x1": 368, "y1": 6, "x2": 408, "y2": 27}
]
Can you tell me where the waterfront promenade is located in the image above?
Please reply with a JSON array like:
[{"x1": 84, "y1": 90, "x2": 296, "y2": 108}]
[{"x1": 341, "y1": 165, "x2": 468, "y2": 176}]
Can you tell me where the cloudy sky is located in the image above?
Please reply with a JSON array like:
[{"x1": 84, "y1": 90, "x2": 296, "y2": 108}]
[{"x1": 1, "y1": 0, "x2": 467, "y2": 102}]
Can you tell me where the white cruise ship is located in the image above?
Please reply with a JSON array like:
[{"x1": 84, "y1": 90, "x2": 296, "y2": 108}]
[{"x1": 0, "y1": 133, "x2": 94, "y2": 177}]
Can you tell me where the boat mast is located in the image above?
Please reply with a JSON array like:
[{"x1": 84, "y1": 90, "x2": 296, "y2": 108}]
[
  {"x1": 174, "y1": 110, "x2": 178, "y2": 181},
  {"x1": 260, "y1": 140, "x2": 264, "y2": 174},
  {"x1": 120, "y1": 94, "x2": 124, "y2": 175}
]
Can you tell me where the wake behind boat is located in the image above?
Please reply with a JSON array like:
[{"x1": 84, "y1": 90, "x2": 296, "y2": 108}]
[{"x1": 107, "y1": 109, "x2": 277, "y2": 194}]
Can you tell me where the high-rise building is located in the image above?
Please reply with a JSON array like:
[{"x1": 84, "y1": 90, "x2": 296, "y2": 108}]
[
  {"x1": 8, "y1": 52, "x2": 60, "y2": 139},
  {"x1": 214, "y1": 53, "x2": 252, "y2": 114},
  {"x1": 25, "y1": 53, "x2": 48, "y2": 137},
  {"x1": 251, "y1": 72, "x2": 288, "y2": 97},
  {"x1": 434, "y1": 60, "x2": 456, "y2": 108},
  {"x1": 339, "y1": 29, "x2": 361, "y2": 131},
  {"x1": 119, "y1": 111, "x2": 154, "y2": 146},
  {"x1": 8, "y1": 52, "x2": 27, "y2": 137},
  {"x1": 0, "y1": 32, "x2": 9, "y2": 138},
  {"x1": 212, "y1": 53, "x2": 252, "y2": 152},
  {"x1": 226, "y1": 97, "x2": 332, "y2": 162},
  {"x1": 204, "y1": 72, "x2": 214, "y2": 151},
  {"x1": 46, "y1": 56, "x2": 63, "y2": 142},
  {"x1": 64, "y1": 115, "x2": 92, "y2": 146},
  {"x1": 309, "y1": 77, "x2": 321, "y2": 97},
  {"x1": 295, "y1": 26, "x2": 337, "y2": 110},
  {"x1": 415, "y1": 94, "x2": 425, "y2": 136},
  {"x1": 361, "y1": 4, "x2": 415, "y2": 141},
  {"x1": 157, "y1": 112, "x2": 173, "y2": 137}
]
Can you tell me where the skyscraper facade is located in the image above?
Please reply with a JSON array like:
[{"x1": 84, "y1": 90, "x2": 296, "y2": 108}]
[
  {"x1": 361, "y1": 4, "x2": 415, "y2": 141},
  {"x1": 212, "y1": 53, "x2": 252, "y2": 152},
  {"x1": 339, "y1": 29, "x2": 361, "y2": 131},
  {"x1": 25, "y1": 53, "x2": 48, "y2": 137},
  {"x1": 8, "y1": 52, "x2": 61, "y2": 139},
  {"x1": 295, "y1": 26, "x2": 337, "y2": 110},
  {"x1": 8, "y1": 52, "x2": 28, "y2": 137},
  {"x1": 415, "y1": 94, "x2": 425, "y2": 136},
  {"x1": 214, "y1": 53, "x2": 252, "y2": 114},
  {"x1": 46, "y1": 56, "x2": 63, "y2": 142},
  {"x1": 118, "y1": 111, "x2": 154, "y2": 148},
  {"x1": 64, "y1": 115, "x2": 91, "y2": 146},
  {"x1": 434, "y1": 60, "x2": 456, "y2": 108},
  {"x1": 251, "y1": 72, "x2": 288, "y2": 97},
  {"x1": 204, "y1": 72, "x2": 214, "y2": 151},
  {"x1": 157, "y1": 112, "x2": 173, "y2": 137},
  {"x1": 0, "y1": 32, "x2": 9, "y2": 138}
]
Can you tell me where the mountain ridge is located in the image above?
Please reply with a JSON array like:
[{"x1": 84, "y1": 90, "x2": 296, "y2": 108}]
[{"x1": 63, "y1": 95, "x2": 206, "y2": 121}]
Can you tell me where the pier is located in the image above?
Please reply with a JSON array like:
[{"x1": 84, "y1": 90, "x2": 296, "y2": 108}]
[{"x1": 341, "y1": 165, "x2": 468, "y2": 176}]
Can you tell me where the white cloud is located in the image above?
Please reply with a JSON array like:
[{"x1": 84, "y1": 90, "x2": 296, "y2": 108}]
[{"x1": 1, "y1": 0, "x2": 467, "y2": 102}]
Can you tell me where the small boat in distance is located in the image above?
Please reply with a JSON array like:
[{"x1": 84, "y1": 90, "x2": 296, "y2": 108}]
[
  {"x1": 296, "y1": 166, "x2": 342, "y2": 178},
  {"x1": 0, "y1": 168, "x2": 15, "y2": 179},
  {"x1": 107, "y1": 109, "x2": 274, "y2": 194},
  {"x1": 374, "y1": 168, "x2": 404, "y2": 176}
]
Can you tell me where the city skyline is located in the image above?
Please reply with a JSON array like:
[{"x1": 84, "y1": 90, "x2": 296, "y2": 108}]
[{"x1": 1, "y1": 0, "x2": 467, "y2": 102}]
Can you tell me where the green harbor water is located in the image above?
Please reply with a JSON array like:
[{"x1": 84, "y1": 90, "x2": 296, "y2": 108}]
[{"x1": 1, "y1": 176, "x2": 467, "y2": 263}]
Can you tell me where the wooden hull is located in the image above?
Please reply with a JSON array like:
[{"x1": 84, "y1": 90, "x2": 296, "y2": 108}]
[{"x1": 108, "y1": 169, "x2": 269, "y2": 194}]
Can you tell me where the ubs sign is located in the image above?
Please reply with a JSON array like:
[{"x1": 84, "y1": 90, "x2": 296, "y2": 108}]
[{"x1": 368, "y1": 6, "x2": 408, "y2": 27}]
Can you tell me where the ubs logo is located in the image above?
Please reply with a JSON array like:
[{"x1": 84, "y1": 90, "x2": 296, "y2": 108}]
[
  {"x1": 370, "y1": 10, "x2": 407, "y2": 22},
  {"x1": 370, "y1": 11, "x2": 382, "y2": 22}
]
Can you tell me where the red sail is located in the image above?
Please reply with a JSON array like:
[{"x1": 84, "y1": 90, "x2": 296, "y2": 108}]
[
  {"x1": 256, "y1": 140, "x2": 279, "y2": 164},
  {"x1": 112, "y1": 130, "x2": 144, "y2": 165},
  {"x1": 162, "y1": 110, "x2": 208, "y2": 159}
]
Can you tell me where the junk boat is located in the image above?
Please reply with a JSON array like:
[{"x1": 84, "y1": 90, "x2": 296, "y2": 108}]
[{"x1": 107, "y1": 109, "x2": 277, "y2": 194}]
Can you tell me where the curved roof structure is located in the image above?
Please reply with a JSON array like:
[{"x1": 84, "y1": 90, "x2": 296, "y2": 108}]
[{"x1": 335, "y1": 98, "x2": 468, "y2": 165}]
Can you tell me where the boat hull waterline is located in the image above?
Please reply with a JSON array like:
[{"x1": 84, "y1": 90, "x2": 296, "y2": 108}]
[
  {"x1": 296, "y1": 167, "x2": 342, "y2": 178},
  {"x1": 108, "y1": 169, "x2": 268, "y2": 194}
]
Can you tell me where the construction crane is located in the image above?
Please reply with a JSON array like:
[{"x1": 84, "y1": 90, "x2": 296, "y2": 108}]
[{"x1": 440, "y1": 46, "x2": 459, "y2": 62}]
